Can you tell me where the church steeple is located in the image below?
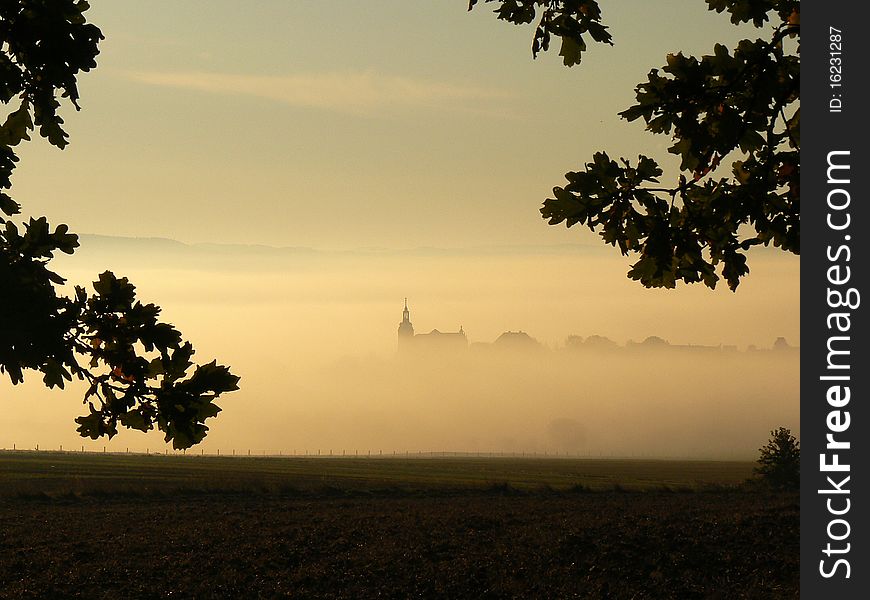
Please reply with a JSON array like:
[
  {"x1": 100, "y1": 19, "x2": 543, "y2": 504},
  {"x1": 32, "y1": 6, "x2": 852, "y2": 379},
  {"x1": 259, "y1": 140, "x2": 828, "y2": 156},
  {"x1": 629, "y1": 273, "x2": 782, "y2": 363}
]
[{"x1": 398, "y1": 298, "x2": 414, "y2": 350}]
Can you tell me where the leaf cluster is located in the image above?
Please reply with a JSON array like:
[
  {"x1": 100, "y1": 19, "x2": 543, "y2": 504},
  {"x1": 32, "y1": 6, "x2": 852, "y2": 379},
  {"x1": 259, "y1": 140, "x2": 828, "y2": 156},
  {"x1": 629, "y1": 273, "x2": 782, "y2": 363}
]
[
  {"x1": 1, "y1": 0, "x2": 239, "y2": 449},
  {"x1": 1, "y1": 216, "x2": 81, "y2": 386},
  {"x1": 468, "y1": 0, "x2": 613, "y2": 66},
  {"x1": 478, "y1": 0, "x2": 800, "y2": 290},
  {"x1": 71, "y1": 272, "x2": 239, "y2": 449},
  {"x1": 0, "y1": 0, "x2": 102, "y2": 187}
]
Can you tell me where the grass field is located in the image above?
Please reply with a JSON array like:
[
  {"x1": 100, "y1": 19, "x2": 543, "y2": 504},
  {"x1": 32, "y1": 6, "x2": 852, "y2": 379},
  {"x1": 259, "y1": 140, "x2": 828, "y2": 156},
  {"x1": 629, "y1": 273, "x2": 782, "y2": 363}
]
[
  {"x1": 0, "y1": 451, "x2": 797, "y2": 598},
  {"x1": 0, "y1": 450, "x2": 755, "y2": 497}
]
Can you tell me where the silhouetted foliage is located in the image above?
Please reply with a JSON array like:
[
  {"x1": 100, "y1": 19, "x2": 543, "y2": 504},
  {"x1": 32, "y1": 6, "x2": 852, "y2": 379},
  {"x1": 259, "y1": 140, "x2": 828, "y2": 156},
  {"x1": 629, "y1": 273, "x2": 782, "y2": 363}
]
[
  {"x1": 470, "y1": 0, "x2": 799, "y2": 290},
  {"x1": 755, "y1": 427, "x2": 799, "y2": 489},
  {"x1": 0, "y1": 1, "x2": 239, "y2": 449}
]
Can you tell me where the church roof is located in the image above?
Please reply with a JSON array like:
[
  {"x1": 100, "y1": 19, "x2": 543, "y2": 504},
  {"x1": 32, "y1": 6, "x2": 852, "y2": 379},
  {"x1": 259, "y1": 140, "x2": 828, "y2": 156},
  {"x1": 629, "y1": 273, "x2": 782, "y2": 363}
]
[{"x1": 418, "y1": 328, "x2": 466, "y2": 337}]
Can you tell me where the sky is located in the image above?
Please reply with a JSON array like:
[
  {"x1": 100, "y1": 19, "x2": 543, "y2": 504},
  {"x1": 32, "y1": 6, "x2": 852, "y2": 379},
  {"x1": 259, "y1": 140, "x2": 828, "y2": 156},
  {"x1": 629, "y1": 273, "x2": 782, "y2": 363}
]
[
  {"x1": 14, "y1": 0, "x2": 762, "y2": 248},
  {"x1": 2, "y1": 1, "x2": 799, "y2": 456}
]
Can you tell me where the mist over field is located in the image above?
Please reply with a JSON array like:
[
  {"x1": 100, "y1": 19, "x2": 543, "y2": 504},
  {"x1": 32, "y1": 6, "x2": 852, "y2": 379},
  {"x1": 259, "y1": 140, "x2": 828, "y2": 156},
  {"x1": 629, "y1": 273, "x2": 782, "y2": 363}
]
[{"x1": 0, "y1": 236, "x2": 799, "y2": 458}]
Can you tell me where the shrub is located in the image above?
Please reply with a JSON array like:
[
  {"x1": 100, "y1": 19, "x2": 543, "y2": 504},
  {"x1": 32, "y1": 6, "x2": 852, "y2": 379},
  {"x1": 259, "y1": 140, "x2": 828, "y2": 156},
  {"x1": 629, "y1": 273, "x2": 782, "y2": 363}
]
[{"x1": 755, "y1": 427, "x2": 800, "y2": 490}]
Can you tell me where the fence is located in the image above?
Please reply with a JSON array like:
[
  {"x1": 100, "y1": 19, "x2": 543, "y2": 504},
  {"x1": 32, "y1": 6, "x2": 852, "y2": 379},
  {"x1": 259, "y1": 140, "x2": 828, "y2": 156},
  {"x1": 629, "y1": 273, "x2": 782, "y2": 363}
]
[{"x1": 0, "y1": 444, "x2": 663, "y2": 460}]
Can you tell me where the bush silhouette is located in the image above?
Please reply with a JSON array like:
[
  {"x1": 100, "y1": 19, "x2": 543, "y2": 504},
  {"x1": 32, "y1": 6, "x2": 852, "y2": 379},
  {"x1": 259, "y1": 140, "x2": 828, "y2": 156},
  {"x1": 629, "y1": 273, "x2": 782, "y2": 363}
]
[{"x1": 754, "y1": 427, "x2": 799, "y2": 490}]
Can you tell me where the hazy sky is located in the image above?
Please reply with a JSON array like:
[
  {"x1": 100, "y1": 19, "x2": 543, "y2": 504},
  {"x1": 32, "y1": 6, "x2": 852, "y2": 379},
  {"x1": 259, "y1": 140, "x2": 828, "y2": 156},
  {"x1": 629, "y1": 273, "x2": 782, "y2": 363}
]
[
  {"x1": 14, "y1": 0, "x2": 759, "y2": 248},
  {"x1": 3, "y1": 2, "x2": 799, "y2": 456}
]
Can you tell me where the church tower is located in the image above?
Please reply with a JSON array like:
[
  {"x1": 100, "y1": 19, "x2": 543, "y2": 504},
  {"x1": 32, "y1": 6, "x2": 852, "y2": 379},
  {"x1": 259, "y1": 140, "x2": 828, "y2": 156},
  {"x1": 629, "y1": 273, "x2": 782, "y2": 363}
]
[{"x1": 397, "y1": 298, "x2": 414, "y2": 351}]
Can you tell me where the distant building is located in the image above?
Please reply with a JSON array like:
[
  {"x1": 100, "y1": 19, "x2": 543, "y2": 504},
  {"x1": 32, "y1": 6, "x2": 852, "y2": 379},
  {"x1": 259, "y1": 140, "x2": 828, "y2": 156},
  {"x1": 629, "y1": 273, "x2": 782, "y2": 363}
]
[
  {"x1": 396, "y1": 301, "x2": 781, "y2": 355},
  {"x1": 397, "y1": 300, "x2": 467, "y2": 352},
  {"x1": 397, "y1": 298, "x2": 415, "y2": 352},
  {"x1": 493, "y1": 330, "x2": 541, "y2": 351},
  {"x1": 773, "y1": 336, "x2": 791, "y2": 351}
]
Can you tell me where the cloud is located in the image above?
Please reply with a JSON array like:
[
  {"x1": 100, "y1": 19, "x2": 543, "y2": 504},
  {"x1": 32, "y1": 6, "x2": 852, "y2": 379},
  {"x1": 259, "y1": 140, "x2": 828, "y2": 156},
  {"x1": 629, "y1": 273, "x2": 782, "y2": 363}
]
[{"x1": 123, "y1": 69, "x2": 514, "y2": 117}]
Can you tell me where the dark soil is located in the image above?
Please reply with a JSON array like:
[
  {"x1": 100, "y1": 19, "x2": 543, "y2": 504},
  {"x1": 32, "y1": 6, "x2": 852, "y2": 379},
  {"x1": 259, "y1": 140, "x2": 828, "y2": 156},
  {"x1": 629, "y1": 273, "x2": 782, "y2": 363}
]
[{"x1": 0, "y1": 489, "x2": 798, "y2": 599}]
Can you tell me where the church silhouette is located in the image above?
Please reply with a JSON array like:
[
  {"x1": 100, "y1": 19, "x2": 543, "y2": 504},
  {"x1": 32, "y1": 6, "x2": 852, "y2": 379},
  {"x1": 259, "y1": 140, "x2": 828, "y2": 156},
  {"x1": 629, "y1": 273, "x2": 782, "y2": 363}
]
[{"x1": 397, "y1": 299, "x2": 467, "y2": 352}]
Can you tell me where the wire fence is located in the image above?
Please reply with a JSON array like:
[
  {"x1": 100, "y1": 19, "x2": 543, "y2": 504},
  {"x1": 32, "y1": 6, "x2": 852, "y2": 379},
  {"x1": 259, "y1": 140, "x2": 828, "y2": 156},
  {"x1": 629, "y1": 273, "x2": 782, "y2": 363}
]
[{"x1": 0, "y1": 444, "x2": 693, "y2": 460}]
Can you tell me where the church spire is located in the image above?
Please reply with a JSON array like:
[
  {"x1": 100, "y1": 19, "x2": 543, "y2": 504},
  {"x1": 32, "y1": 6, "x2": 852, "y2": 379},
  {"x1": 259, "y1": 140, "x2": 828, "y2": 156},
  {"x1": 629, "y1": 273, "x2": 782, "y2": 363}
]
[{"x1": 398, "y1": 298, "x2": 414, "y2": 350}]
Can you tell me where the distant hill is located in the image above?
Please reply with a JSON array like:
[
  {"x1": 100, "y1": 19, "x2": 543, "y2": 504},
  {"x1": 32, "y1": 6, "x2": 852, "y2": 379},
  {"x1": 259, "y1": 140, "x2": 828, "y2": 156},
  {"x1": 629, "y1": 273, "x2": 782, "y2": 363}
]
[
  {"x1": 74, "y1": 234, "x2": 609, "y2": 257},
  {"x1": 52, "y1": 234, "x2": 621, "y2": 273}
]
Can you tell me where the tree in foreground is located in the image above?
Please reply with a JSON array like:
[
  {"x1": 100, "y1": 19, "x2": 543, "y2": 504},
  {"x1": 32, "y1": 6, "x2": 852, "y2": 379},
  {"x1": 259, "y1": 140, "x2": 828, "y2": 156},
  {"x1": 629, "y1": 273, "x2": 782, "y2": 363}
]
[
  {"x1": 470, "y1": 0, "x2": 799, "y2": 290},
  {"x1": 0, "y1": 1, "x2": 239, "y2": 449},
  {"x1": 754, "y1": 427, "x2": 799, "y2": 489}
]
